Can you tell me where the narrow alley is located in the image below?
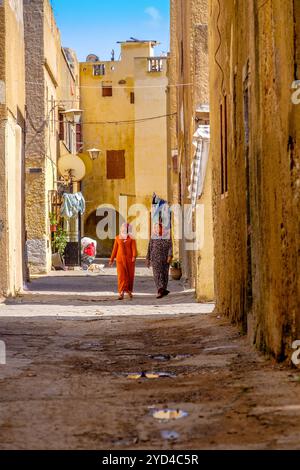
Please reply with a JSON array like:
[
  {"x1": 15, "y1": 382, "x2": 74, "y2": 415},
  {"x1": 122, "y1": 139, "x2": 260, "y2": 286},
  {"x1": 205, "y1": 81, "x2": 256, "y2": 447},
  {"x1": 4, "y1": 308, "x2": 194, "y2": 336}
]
[
  {"x1": 0, "y1": 0, "x2": 300, "y2": 455},
  {"x1": 0, "y1": 264, "x2": 299, "y2": 450}
]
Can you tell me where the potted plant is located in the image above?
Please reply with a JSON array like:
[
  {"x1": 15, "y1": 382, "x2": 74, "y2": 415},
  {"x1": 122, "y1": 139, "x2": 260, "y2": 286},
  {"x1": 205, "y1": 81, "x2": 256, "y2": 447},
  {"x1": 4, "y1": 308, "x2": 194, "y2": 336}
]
[
  {"x1": 170, "y1": 259, "x2": 182, "y2": 280},
  {"x1": 49, "y1": 213, "x2": 58, "y2": 232},
  {"x1": 53, "y1": 227, "x2": 68, "y2": 256}
]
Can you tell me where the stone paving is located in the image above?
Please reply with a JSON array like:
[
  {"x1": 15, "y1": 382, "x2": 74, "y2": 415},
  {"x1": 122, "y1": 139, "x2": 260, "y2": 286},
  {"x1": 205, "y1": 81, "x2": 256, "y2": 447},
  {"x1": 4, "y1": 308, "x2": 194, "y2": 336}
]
[{"x1": 0, "y1": 263, "x2": 299, "y2": 450}]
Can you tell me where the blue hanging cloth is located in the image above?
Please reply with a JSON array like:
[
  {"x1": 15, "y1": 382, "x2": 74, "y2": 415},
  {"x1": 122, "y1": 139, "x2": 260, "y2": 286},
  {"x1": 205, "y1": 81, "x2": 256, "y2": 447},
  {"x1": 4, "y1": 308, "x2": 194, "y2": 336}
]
[
  {"x1": 151, "y1": 193, "x2": 171, "y2": 230},
  {"x1": 60, "y1": 192, "x2": 86, "y2": 219}
]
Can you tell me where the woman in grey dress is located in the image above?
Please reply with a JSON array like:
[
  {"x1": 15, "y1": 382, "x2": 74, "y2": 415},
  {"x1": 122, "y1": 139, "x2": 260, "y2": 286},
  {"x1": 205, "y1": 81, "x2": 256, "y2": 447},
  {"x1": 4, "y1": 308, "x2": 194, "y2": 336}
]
[{"x1": 146, "y1": 223, "x2": 173, "y2": 299}]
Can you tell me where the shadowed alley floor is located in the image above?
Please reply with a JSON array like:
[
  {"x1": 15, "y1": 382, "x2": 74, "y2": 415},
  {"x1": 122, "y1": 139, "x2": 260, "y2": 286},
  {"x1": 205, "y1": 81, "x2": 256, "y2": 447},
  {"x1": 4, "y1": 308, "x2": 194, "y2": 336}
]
[{"x1": 0, "y1": 262, "x2": 299, "y2": 450}]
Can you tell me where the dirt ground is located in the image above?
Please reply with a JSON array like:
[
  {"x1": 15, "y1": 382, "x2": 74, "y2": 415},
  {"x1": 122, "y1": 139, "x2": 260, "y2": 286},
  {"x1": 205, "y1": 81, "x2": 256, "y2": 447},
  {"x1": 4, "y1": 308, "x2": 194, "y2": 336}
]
[{"x1": 0, "y1": 262, "x2": 299, "y2": 450}]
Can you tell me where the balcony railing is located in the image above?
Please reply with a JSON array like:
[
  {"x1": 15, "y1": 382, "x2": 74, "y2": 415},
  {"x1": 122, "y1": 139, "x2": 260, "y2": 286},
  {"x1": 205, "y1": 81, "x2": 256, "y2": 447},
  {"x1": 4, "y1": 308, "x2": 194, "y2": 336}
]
[{"x1": 148, "y1": 58, "x2": 164, "y2": 73}]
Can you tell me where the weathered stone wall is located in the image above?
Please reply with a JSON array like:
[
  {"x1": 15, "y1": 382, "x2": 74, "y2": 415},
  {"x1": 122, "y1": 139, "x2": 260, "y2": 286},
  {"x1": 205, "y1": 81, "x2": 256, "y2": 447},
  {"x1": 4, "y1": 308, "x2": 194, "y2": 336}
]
[
  {"x1": 167, "y1": 1, "x2": 179, "y2": 259},
  {"x1": 0, "y1": 1, "x2": 8, "y2": 296},
  {"x1": 24, "y1": 0, "x2": 78, "y2": 275},
  {"x1": 23, "y1": 0, "x2": 48, "y2": 274},
  {"x1": 0, "y1": 0, "x2": 26, "y2": 296},
  {"x1": 169, "y1": 0, "x2": 214, "y2": 301},
  {"x1": 208, "y1": 0, "x2": 300, "y2": 359}
]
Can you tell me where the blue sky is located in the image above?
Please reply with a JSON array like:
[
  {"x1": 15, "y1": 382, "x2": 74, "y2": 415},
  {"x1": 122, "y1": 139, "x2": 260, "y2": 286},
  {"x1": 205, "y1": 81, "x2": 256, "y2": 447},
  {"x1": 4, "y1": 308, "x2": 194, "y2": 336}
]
[{"x1": 50, "y1": 0, "x2": 170, "y2": 62}]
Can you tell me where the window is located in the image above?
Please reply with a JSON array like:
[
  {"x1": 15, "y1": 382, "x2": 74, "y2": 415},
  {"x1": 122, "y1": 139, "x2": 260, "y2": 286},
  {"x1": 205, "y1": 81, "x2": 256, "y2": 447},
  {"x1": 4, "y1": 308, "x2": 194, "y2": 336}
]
[
  {"x1": 107, "y1": 150, "x2": 125, "y2": 179},
  {"x1": 59, "y1": 113, "x2": 64, "y2": 141},
  {"x1": 50, "y1": 95, "x2": 55, "y2": 134},
  {"x1": 130, "y1": 92, "x2": 135, "y2": 104},
  {"x1": 148, "y1": 58, "x2": 163, "y2": 73},
  {"x1": 102, "y1": 84, "x2": 113, "y2": 97},
  {"x1": 220, "y1": 95, "x2": 228, "y2": 195},
  {"x1": 58, "y1": 112, "x2": 76, "y2": 153},
  {"x1": 65, "y1": 122, "x2": 73, "y2": 152},
  {"x1": 93, "y1": 64, "x2": 106, "y2": 76},
  {"x1": 76, "y1": 123, "x2": 82, "y2": 153}
]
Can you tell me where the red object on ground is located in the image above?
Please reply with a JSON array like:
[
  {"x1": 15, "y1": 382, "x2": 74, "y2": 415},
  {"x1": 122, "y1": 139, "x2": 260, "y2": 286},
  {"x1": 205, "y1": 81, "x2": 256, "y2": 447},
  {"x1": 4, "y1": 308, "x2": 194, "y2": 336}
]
[{"x1": 84, "y1": 243, "x2": 96, "y2": 257}]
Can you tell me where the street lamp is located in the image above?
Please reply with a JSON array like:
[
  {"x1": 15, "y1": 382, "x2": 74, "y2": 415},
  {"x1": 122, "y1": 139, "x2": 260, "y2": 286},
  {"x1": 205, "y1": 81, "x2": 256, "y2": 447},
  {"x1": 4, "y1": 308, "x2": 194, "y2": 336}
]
[
  {"x1": 62, "y1": 108, "x2": 83, "y2": 124},
  {"x1": 87, "y1": 148, "x2": 102, "y2": 161}
]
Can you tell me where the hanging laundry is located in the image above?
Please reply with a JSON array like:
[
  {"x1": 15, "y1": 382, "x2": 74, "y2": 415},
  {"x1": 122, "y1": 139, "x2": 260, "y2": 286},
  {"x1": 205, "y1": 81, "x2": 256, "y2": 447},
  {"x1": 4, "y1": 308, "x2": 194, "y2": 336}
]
[
  {"x1": 60, "y1": 192, "x2": 86, "y2": 219},
  {"x1": 188, "y1": 125, "x2": 210, "y2": 210},
  {"x1": 152, "y1": 193, "x2": 171, "y2": 230}
]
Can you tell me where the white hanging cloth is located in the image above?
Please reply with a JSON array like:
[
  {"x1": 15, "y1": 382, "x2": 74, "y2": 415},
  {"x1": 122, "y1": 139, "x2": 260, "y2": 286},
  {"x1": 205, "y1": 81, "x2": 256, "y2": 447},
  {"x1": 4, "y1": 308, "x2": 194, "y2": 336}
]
[{"x1": 188, "y1": 125, "x2": 210, "y2": 209}]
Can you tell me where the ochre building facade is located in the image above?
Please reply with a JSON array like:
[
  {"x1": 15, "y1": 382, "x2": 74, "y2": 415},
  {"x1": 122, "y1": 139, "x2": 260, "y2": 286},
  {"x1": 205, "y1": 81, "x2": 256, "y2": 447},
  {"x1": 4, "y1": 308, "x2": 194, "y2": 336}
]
[
  {"x1": 208, "y1": 0, "x2": 300, "y2": 359},
  {"x1": 80, "y1": 40, "x2": 168, "y2": 257},
  {"x1": 169, "y1": 0, "x2": 214, "y2": 301},
  {"x1": 0, "y1": 0, "x2": 26, "y2": 297}
]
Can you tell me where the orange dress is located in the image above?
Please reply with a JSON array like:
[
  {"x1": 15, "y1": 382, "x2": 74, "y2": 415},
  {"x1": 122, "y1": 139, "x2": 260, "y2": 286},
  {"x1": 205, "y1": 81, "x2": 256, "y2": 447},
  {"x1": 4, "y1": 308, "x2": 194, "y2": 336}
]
[{"x1": 110, "y1": 236, "x2": 137, "y2": 294}]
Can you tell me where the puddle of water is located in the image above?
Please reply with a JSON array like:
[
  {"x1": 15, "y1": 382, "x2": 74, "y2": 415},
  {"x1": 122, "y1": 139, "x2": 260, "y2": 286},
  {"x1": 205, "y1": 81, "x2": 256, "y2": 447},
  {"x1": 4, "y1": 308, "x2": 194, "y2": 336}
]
[
  {"x1": 126, "y1": 371, "x2": 175, "y2": 379},
  {"x1": 113, "y1": 437, "x2": 139, "y2": 446},
  {"x1": 173, "y1": 354, "x2": 191, "y2": 360},
  {"x1": 149, "y1": 354, "x2": 191, "y2": 361},
  {"x1": 152, "y1": 409, "x2": 188, "y2": 421},
  {"x1": 64, "y1": 341, "x2": 103, "y2": 351},
  {"x1": 26, "y1": 372, "x2": 37, "y2": 378},
  {"x1": 160, "y1": 430, "x2": 180, "y2": 441},
  {"x1": 251, "y1": 405, "x2": 300, "y2": 415},
  {"x1": 150, "y1": 355, "x2": 171, "y2": 361},
  {"x1": 204, "y1": 345, "x2": 239, "y2": 352}
]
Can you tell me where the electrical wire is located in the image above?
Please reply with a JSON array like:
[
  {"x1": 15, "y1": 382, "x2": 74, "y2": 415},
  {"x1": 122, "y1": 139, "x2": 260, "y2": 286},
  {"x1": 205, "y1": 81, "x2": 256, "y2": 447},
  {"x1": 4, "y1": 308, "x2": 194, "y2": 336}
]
[
  {"x1": 63, "y1": 112, "x2": 177, "y2": 126},
  {"x1": 25, "y1": 111, "x2": 177, "y2": 129},
  {"x1": 22, "y1": 80, "x2": 192, "y2": 90}
]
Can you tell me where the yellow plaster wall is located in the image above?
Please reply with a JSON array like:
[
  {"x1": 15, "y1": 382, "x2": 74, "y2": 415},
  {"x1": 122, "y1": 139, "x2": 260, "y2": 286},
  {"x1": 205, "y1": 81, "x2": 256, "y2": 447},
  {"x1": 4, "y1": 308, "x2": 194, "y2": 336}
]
[
  {"x1": 0, "y1": 0, "x2": 26, "y2": 296},
  {"x1": 80, "y1": 42, "x2": 168, "y2": 257}
]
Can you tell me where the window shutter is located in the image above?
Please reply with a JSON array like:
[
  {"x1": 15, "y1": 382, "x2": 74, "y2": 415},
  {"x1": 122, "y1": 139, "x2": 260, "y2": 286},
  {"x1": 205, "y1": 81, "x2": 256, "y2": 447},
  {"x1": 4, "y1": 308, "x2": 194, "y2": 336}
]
[
  {"x1": 76, "y1": 123, "x2": 82, "y2": 153},
  {"x1": 102, "y1": 85, "x2": 113, "y2": 97},
  {"x1": 107, "y1": 150, "x2": 125, "y2": 179},
  {"x1": 59, "y1": 114, "x2": 64, "y2": 141}
]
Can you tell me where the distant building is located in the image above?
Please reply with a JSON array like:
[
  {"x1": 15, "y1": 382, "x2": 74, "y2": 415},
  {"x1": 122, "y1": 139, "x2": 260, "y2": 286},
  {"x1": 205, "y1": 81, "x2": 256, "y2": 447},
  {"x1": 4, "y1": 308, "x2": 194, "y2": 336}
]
[{"x1": 80, "y1": 40, "x2": 169, "y2": 257}]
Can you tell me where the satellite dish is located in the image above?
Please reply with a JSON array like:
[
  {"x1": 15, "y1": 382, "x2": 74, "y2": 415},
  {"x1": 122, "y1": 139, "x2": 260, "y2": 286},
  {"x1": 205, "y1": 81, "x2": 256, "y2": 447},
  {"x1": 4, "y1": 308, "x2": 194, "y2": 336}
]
[
  {"x1": 58, "y1": 155, "x2": 86, "y2": 182},
  {"x1": 86, "y1": 54, "x2": 99, "y2": 63}
]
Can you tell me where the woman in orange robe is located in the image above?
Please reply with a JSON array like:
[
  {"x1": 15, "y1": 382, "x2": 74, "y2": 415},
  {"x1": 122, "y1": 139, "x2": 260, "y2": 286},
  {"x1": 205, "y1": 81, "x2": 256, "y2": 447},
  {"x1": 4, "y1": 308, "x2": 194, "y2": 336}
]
[{"x1": 109, "y1": 223, "x2": 137, "y2": 300}]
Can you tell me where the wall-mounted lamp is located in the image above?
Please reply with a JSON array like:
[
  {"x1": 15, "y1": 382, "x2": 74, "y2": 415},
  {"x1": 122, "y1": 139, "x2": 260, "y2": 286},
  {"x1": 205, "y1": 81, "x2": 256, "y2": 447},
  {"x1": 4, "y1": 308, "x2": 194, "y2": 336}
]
[
  {"x1": 88, "y1": 148, "x2": 102, "y2": 161},
  {"x1": 62, "y1": 109, "x2": 83, "y2": 124}
]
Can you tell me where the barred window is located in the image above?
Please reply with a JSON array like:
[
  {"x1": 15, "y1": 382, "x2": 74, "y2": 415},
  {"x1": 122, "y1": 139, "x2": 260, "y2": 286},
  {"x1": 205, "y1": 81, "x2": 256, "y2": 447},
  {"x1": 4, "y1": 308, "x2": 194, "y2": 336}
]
[{"x1": 93, "y1": 64, "x2": 106, "y2": 76}]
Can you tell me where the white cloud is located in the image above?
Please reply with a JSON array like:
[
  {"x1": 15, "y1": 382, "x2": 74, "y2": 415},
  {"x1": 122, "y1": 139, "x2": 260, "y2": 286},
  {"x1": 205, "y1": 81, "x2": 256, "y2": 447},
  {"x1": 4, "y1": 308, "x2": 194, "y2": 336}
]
[{"x1": 145, "y1": 6, "x2": 162, "y2": 27}]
